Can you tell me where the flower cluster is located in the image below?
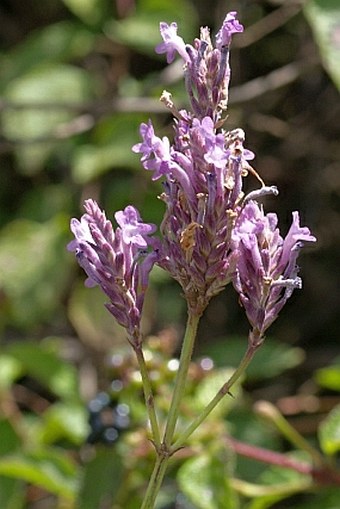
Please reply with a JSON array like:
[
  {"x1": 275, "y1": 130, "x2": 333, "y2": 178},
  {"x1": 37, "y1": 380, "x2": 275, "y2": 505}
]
[
  {"x1": 69, "y1": 11, "x2": 316, "y2": 340},
  {"x1": 67, "y1": 199, "x2": 158, "y2": 344},
  {"x1": 232, "y1": 201, "x2": 316, "y2": 337},
  {"x1": 155, "y1": 11, "x2": 243, "y2": 122}
]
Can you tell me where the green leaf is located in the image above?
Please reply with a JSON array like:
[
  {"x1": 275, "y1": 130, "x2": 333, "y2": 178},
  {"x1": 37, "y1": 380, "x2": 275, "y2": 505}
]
[
  {"x1": 7, "y1": 340, "x2": 80, "y2": 401},
  {"x1": 0, "y1": 215, "x2": 73, "y2": 329},
  {"x1": 18, "y1": 183, "x2": 73, "y2": 223},
  {"x1": 315, "y1": 362, "x2": 340, "y2": 392},
  {"x1": 246, "y1": 455, "x2": 312, "y2": 509},
  {"x1": 0, "y1": 450, "x2": 78, "y2": 500},
  {"x1": 61, "y1": 0, "x2": 105, "y2": 26},
  {"x1": 68, "y1": 281, "x2": 128, "y2": 351},
  {"x1": 71, "y1": 113, "x2": 145, "y2": 183},
  {"x1": 0, "y1": 477, "x2": 24, "y2": 509},
  {"x1": 38, "y1": 402, "x2": 89, "y2": 446},
  {"x1": 178, "y1": 451, "x2": 238, "y2": 509},
  {"x1": 0, "y1": 21, "x2": 96, "y2": 87},
  {"x1": 258, "y1": 453, "x2": 312, "y2": 486},
  {"x1": 198, "y1": 337, "x2": 304, "y2": 381},
  {"x1": 105, "y1": 16, "x2": 165, "y2": 53},
  {"x1": 0, "y1": 355, "x2": 22, "y2": 390},
  {"x1": 318, "y1": 404, "x2": 340, "y2": 455},
  {"x1": 193, "y1": 368, "x2": 242, "y2": 418},
  {"x1": 0, "y1": 420, "x2": 25, "y2": 509},
  {"x1": 0, "y1": 419, "x2": 21, "y2": 456},
  {"x1": 228, "y1": 410, "x2": 281, "y2": 483},
  {"x1": 104, "y1": 0, "x2": 197, "y2": 54},
  {"x1": 304, "y1": 0, "x2": 340, "y2": 91},
  {"x1": 2, "y1": 64, "x2": 92, "y2": 174},
  {"x1": 77, "y1": 449, "x2": 124, "y2": 509}
]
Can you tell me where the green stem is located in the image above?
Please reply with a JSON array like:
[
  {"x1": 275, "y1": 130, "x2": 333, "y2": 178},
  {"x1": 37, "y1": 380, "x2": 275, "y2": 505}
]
[
  {"x1": 172, "y1": 333, "x2": 261, "y2": 452},
  {"x1": 254, "y1": 401, "x2": 325, "y2": 466},
  {"x1": 140, "y1": 455, "x2": 169, "y2": 509},
  {"x1": 134, "y1": 344, "x2": 161, "y2": 449},
  {"x1": 140, "y1": 311, "x2": 200, "y2": 509},
  {"x1": 163, "y1": 311, "x2": 200, "y2": 447}
]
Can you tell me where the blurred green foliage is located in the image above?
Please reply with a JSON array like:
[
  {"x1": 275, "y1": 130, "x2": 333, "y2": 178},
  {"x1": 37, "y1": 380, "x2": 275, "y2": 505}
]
[{"x1": 0, "y1": 0, "x2": 339, "y2": 507}]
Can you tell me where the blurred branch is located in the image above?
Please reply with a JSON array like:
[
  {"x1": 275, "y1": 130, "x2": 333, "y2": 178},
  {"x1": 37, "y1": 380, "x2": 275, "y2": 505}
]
[
  {"x1": 229, "y1": 56, "x2": 318, "y2": 103},
  {"x1": 0, "y1": 56, "x2": 318, "y2": 149},
  {"x1": 234, "y1": 2, "x2": 303, "y2": 48}
]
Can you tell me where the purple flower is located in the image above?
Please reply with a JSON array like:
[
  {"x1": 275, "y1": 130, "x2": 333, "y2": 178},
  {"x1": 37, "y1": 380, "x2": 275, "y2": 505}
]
[
  {"x1": 215, "y1": 11, "x2": 244, "y2": 49},
  {"x1": 131, "y1": 11, "x2": 316, "y2": 321},
  {"x1": 132, "y1": 80, "x2": 255, "y2": 317},
  {"x1": 232, "y1": 201, "x2": 316, "y2": 336},
  {"x1": 154, "y1": 12, "x2": 243, "y2": 121},
  {"x1": 155, "y1": 22, "x2": 191, "y2": 64},
  {"x1": 115, "y1": 205, "x2": 156, "y2": 248},
  {"x1": 68, "y1": 199, "x2": 158, "y2": 343},
  {"x1": 132, "y1": 120, "x2": 171, "y2": 180}
]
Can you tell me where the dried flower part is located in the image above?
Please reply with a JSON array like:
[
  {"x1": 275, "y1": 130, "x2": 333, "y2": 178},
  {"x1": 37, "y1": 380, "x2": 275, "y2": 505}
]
[
  {"x1": 68, "y1": 199, "x2": 158, "y2": 344},
  {"x1": 232, "y1": 201, "x2": 317, "y2": 335}
]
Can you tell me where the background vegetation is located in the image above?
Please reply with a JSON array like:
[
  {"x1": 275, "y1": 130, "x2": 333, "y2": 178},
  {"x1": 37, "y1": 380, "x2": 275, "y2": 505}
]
[{"x1": 0, "y1": 0, "x2": 339, "y2": 507}]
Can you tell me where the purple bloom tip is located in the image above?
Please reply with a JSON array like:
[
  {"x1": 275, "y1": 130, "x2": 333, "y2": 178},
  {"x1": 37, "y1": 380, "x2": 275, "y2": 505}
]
[
  {"x1": 215, "y1": 11, "x2": 244, "y2": 49},
  {"x1": 114, "y1": 205, "x2": 157, "y2": 248},
  {"x1": 155, "y1": 21, "x2": 191, "y2": 64},
  {"x1": 233, "y1": 201, "x2": 316, "y2": 335}
]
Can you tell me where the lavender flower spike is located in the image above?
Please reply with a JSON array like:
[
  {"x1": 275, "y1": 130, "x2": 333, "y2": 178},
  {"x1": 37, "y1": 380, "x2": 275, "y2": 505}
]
[
  {"x1": 131, "y1": 13, "x2": 254, "y2": 316},
  {"x1": 155, "y1": 12, "x2": 243, "y2": 121},
  {"x1": 68, "y1": 199, "x2": 158, "y2": 344},
  {"x1": 232, "y1": 201, "x2": 316, "y2": 337}
]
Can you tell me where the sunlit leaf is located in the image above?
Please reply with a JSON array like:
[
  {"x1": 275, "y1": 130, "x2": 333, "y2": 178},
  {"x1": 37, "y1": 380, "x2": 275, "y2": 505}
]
[
  {"x1": 178, "y1": 451, "x2": 238, "y2": 509},
  {"x1": 0, "y1": 215, "x2": 73, "y2": 329},
  {"x1": 7, "y1": 341, "x2": 80, "y2": 401},
  {"x1": 0, "y1": 355, "x2": 22, "y2": 390},
  {"x1": 0, "y1": 450, "x2": 78, "y2": 500},
  {"x1": 0, "y1": 21, "x2": 96, "y2": 87},
  {"x1": 258, "y1": 452, "x2": 312, "y2": 485},
  {"x1": 2, "y1": 64, "x2": 93, "y2": 174},
  {"x1": 315, "y1": 362, "x2": 340, "y2": 392},
  {"x1": 71, "y1": 113, "x2": 145, "y2": 184},
  {"x1": 199, "y1": 337, "x2": 304, "y2": 381},
  {"x1": 104, "y1": 0, "x2": 196, "y2": 54},
  {"x1": 193, "y1": 368, "x2": 242, "y2": 417},
  {"x1": 318, "y1": 404, "x2": 340, "y2": 455},
  {"x1": 304, "y1": 0, "x2": 340, "y2": 91},
  {"x1": 38, "y1": 402, "x2": 89, "y2": 446},
  {"x1": 61, "y1": 0, "x2": 104, "y2": 26}
]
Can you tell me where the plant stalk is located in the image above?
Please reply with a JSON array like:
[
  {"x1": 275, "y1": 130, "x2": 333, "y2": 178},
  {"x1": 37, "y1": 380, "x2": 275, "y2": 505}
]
[
  {"x1": 172, "y1": 331, "x2": 262, "y2": 452},
  {"x1": 134, "y1": 343, "x2": 161, "y2": 449},
  {"x1": 163, "y1": 311, "x2": 200, "y2": 447},
  {"x1": 140, "y1": 311, "x2": 200, "y2": 509}
]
